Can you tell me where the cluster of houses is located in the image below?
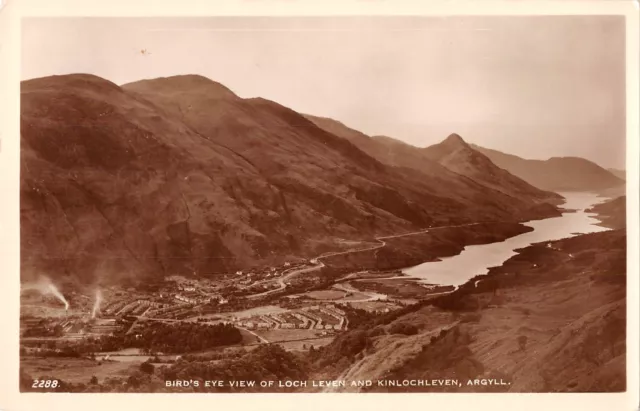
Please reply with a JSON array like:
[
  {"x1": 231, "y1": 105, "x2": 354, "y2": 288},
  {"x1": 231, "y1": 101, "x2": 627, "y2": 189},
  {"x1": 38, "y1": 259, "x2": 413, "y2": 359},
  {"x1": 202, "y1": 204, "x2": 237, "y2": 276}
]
[
  {"x1": 174, "y1": 292, "x2": 211, "y2": 305},
  {"x1": 102, "y1": 299, "x2": 166, "y2": 317},
  {"x1": 234, "y1": 261, "x2": 303, "y2": 286},
  {"x1": 236, "y1": 304, "x2": 347, "y2": 331},
  {"x1": 99, "y1": 280, "x2": 233, "y2": 322},
  {"x1": 89, "y1": 318, "x2": 120, "y2": 335},
  {"x1": 174, "y1": 291, "x2": 228, "y2": 305}
]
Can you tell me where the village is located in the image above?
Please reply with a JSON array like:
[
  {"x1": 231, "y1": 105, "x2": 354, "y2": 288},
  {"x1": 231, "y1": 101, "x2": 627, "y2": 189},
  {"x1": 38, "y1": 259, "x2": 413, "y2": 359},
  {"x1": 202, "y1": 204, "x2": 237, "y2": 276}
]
[
  {"x1": 232, "y1": 304, "x2": 347, "y2": 331},
  {"x1": 19, "y1": 258, "x2": 368, "y2": 347}
]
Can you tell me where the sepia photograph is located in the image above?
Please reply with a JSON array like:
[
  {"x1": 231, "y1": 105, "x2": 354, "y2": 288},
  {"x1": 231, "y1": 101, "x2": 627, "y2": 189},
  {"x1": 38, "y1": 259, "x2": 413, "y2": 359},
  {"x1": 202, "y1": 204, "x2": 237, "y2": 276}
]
[{"x1": 2, "y1": 3, "x2": 637, "y2": 405}]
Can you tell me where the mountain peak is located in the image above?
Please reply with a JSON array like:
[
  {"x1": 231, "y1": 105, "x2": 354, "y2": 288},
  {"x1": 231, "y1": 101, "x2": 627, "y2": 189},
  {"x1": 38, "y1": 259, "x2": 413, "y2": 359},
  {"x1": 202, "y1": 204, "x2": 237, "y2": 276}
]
[
  {"x1": 122, "y1": 74, "x2": 238, "y2": 99},
  {"x1": 442, "y1": 133, "x2": 467, "y2": 146},
  {"x1": 22, "y1": 73, "x2": 122, "y2": 94}
]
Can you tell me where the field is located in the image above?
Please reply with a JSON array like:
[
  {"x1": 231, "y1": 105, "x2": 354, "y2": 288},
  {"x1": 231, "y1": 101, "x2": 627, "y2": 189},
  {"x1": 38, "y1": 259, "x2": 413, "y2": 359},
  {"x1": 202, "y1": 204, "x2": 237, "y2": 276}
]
[
  {"x1": 254, "y1": 328, "x2": 327, "y2": 343},
  {"x1": 354, "y1": 278, "x2": 452, "y2": 298},
  {"x1": 276, "y1": 336, "x2": 335, "y2": 351},
  {"x1": 348, "y1": 301, "x2": 401, "y2": 312},
  {"x1": 302, "y1": 290, "x2": 347, "y2": 300},
  {"x1": 21, "y1": 357, "x2": 140, "y2": 384},
  {"x1": 337, "y1": 292, "x2": 376, "y2": 302}
]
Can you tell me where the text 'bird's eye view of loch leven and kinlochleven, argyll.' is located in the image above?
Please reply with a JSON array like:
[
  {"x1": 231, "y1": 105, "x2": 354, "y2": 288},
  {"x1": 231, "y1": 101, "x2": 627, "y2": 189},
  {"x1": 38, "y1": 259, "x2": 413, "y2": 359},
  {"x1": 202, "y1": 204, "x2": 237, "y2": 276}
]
[{"x1": 17, "y1": 16, "x2": 628, "y2": 393}]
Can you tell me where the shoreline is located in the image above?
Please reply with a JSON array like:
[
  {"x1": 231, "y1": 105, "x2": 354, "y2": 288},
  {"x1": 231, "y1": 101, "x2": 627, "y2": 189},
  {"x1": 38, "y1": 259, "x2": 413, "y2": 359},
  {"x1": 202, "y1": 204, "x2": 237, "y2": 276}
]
[
  {"x1": 400, "y1": 192, "x2": 611, "y2": 289},
  {"x1": 423, "y1": 196, "x2": 624, "y2": 313}
]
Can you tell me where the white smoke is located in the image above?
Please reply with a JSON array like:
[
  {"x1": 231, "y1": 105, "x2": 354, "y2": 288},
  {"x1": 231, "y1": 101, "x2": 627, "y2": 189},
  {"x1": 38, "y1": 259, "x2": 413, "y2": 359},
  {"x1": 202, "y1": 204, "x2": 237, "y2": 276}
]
[
  {"x1": 91, "y1": 289, "x2": 102, "y2": 318},
  {"x1": 22, "y1": 276, "x2": 70, "y2": 310},
  {"x1": 48, "y1": 283, "x2": 69, "y2": 310}
]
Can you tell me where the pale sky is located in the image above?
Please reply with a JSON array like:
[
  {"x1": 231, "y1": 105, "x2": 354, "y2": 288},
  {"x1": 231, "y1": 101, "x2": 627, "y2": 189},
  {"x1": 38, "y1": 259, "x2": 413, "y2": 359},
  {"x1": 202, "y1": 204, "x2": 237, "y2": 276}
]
[{"x1": 22, "y1": 16, "x2": 626, "y2": 169}]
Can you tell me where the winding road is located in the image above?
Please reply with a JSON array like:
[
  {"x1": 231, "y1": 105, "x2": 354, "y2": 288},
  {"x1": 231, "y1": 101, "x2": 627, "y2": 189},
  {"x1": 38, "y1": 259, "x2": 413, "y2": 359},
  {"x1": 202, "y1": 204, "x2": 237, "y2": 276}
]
[
  {"x1": 244, "y1": 223, "x2": 484, "y2": 300},
  {"x1": 239, "y1": 326, "x2": 270, "y2": 344},
  {"x1": 331, "y1": 282, "x2": 387, "y2": 303},
  {"x1": 246, "y1": 262, "x2": 327, "y2": 299}
]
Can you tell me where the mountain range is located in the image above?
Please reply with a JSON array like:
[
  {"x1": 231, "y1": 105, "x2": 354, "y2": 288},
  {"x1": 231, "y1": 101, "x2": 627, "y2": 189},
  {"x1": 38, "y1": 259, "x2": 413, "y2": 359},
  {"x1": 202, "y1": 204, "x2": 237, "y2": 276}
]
[
  {"x1": 469, "y1": 144, "x2": 624, "y2": 192},
  {"x1": 304, "y1": 116, "x2": 562, "y2": 206},
  {"x1": 22, "y1": 74, "x2": 563, "y2": 284}
]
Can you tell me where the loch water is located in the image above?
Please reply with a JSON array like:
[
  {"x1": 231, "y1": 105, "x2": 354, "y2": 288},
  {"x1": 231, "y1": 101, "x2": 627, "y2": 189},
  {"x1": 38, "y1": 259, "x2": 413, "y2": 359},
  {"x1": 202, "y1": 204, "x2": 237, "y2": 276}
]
[{"x1": 403, "y1": 192, "x2": 611, "y2": 286}]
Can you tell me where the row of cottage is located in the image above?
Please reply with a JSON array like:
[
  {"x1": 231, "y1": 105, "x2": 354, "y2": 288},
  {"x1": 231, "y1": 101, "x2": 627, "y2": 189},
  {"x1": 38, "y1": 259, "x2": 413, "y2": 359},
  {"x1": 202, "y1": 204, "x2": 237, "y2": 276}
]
[
  {"x1": 237, "y1": 305, "x2": 347, "y2": 331},
  {"x1": 174, "y1": 293, "x2": 228, "y2": 305},
  {"x1": 103, "y1": 299, "x2": 165, "y2": 317}
]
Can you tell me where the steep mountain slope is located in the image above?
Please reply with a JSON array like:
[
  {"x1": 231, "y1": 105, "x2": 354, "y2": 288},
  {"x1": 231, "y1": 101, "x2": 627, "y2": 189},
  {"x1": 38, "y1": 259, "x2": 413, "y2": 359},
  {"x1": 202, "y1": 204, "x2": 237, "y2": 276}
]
[
  {"x1": 471, "y1": 144, "x2": 625, "y2": 192},
  {"x1": 125, "y1": 78, "x2": 562, "y2": 222},
  {"x1": 423, "y1": 134, "x2": 564, "y2": 205},
  {"x1": 21, "y1": 74, "x2": 560, "y2": 285},
  {"x1": 22, "y1": 74, "x2": 285, "y2": 284},
  {"x1": 305, "y1": 115, "x2": 562, "y2": 213},
  {"x1": 121, "y1": 76, "x2": 493, "y2": 227}
]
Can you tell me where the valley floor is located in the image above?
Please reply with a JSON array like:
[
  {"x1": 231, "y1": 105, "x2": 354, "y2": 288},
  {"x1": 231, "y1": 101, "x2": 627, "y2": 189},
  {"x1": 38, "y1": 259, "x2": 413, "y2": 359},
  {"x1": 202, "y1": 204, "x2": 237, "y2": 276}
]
[{"x1": 19, "y1": 220, "x2": 626, "y2": 393}]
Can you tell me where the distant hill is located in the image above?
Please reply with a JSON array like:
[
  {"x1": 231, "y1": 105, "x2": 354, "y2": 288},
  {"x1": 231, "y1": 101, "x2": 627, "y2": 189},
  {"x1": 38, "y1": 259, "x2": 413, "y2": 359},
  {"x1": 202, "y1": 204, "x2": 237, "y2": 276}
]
[
  {"x1": 608, "y1": 168, "x2": 626, "y2": 181},
  {"x1": 21, "y1": 74, "x2": 562, "y2": 285},
  {"x1": 598, "y1": 184, "x2": 627, "y2": 199},
  {"x1": 470, "y1": 144, "x2": 625, "y2": 192}
]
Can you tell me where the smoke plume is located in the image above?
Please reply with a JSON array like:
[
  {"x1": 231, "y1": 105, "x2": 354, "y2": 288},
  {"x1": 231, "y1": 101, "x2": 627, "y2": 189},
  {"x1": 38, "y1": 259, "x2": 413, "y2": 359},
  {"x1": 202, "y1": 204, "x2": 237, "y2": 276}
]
[
  {"x1": 22, "y1": 276, "x2": 70, "y2": 310},
  {"x1": 48, "y1": 283, "x2": 70, "y2": 310},
  {"x1": 91, "y1": 289, "x2": 102, "y2": 318}
]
